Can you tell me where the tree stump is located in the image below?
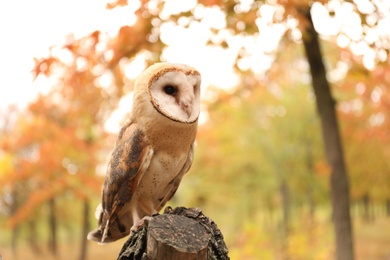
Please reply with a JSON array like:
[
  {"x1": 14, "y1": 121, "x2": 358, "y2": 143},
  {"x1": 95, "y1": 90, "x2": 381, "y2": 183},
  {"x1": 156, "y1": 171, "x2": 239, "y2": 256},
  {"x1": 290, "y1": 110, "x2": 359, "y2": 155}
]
[{"x1": 117, "y1": 207, "x2": 229, "y2": 260}]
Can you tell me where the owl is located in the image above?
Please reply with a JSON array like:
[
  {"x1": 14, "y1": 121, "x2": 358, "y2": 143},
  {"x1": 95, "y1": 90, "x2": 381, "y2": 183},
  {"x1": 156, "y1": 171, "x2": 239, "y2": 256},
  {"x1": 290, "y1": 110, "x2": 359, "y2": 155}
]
[{"x1": 87, "y1": 63, "x2": 201, "y2": 244}]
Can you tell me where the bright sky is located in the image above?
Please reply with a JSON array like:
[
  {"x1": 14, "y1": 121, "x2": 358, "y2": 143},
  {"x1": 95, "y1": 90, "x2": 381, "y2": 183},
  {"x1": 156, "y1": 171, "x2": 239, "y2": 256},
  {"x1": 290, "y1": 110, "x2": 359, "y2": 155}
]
[
  {"x1": 0, "y1": 0, "x2": 137, "y2": 110},
  {"x1": 0, "y1": 0, "x2": 241, "y2": 132},
  {"x1": 0, "y1": 0, "x2": 387, "y2": 131}
]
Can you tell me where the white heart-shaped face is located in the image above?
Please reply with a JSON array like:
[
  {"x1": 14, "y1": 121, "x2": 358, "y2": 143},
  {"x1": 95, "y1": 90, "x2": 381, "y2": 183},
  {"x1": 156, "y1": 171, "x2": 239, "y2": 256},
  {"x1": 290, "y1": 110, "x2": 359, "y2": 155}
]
[{"x1": 148, "y1": 66, "x2": 201, "y2": 124}]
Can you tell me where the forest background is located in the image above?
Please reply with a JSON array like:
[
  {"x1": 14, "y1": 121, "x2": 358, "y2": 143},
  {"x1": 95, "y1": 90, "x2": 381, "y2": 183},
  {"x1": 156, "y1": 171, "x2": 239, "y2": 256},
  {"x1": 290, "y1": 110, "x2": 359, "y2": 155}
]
[{"x1": 1, "y1": 0, "x2": 390, "y2": 259}]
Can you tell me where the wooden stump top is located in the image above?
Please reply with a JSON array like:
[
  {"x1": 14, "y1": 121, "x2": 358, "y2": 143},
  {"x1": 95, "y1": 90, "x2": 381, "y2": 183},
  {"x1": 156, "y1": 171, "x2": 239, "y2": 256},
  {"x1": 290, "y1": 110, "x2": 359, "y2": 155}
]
[
  {"x1": 147, "y1": 214, "x2": 210, "y2": 259},
  {"x1": 117, "y1": 206, "x2": 229, "y2": 260}
]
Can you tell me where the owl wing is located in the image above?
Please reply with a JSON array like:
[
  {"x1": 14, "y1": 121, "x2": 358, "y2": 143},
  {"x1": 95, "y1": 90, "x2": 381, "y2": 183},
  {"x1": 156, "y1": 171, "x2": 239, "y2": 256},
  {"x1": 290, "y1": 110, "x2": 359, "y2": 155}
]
[
  {"x1": 155, "y1": 143, "x2": 195, "y2": 212},
  {"x1": 87, "y1": 121, "x2": 154, "y2": 244}
]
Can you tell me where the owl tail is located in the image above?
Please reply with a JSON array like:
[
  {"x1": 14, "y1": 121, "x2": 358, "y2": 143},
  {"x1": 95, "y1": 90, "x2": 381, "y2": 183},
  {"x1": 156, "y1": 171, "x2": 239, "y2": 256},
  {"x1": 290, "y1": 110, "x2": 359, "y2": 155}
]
[{"x1": 87, "y1": 204, "x2": 132, "y2": 244}]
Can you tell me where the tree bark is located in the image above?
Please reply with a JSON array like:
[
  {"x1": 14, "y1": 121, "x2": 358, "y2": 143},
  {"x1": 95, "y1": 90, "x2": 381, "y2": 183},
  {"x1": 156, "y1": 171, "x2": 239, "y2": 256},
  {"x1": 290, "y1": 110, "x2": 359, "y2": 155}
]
[
  {"x1": 117, "y1": 207, "x2": 229, "y2": 260},
  {"x1": 147, "y1": 214, "x2": 210, "y2": 259},
  {"x1": 301, "y1": 8, "x2": 354, "y2": 260},
  {"x1": 79, "y1": 200, "x2": 90, "y2": 260}
]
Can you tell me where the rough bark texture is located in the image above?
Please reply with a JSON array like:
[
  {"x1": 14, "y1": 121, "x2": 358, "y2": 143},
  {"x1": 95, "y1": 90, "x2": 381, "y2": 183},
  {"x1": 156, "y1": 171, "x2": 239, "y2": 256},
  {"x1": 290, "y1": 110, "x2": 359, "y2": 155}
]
[
  {"x1": 147, "y1": 214, "x2": 209, "y2": 259},
  {"x1": 117, "y1": 207, "x2": 229, "y2": 260},
  {"x1": 301, "y1": 8, "x2": 354, "y2": 260}
]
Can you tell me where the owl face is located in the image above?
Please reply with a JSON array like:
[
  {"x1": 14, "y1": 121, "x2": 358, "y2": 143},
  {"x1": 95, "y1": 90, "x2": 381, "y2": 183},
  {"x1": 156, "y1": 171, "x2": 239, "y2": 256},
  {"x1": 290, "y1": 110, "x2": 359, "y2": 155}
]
[{"x1": 147, "y1": 64, "x2": 201, "y2": 124}]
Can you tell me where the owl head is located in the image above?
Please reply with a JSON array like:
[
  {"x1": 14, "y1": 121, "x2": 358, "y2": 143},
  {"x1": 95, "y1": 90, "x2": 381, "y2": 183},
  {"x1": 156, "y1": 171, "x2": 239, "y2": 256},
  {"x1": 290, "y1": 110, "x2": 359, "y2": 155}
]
[{"x1": 133, "y1": 63, "x2": 201, "y2": 124}]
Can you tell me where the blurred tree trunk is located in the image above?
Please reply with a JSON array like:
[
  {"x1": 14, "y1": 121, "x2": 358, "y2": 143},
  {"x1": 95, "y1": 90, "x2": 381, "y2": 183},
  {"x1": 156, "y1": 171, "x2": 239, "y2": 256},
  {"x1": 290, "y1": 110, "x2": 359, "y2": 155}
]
[
  {"x1": 11, "y1": 189, "x2": 20, "y2": 256},
  {"x1": 28, "y1": 219, "x2": 41, "y2": 255},
  {"x1": 280, "y1": 178, "x2": 290, "y2": 235},
  {"x1": 304, "y1": 138, "x2": 316, "y2": 222},
  {"x1": 79, "y1": 200, "x2": 90, "y2": 260},
  {"x1": 275, "y1": 162, "x2": 290, "y2": 259},
  {"x1": 11, "y1": 225, "x2": 19, "y2": 255},
  {"x1": 301, "y1": 8, "x2": 354, "y2": 260},
  {"x1": 385, "y1": 199, "x2": 390, "y2": 217},
  {"x1": 48, "y1": 198, "x2": 58, "y2": 256},
  {"x1": 280, "y1": 177, "x2": 290, "y2": 259},
  {"x1": 386, "y1": 199, "x2": 390, "y2": 217},
  {"x1": 361, "y1": 193, "x2": 372, "y2": 223}
]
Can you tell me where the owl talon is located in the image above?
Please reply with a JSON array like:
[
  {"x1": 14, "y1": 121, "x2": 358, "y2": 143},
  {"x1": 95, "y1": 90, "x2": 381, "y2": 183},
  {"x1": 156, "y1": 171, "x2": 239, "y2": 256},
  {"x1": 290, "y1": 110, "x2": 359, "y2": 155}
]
[{"x1": 131, "y1": 216, "x2": 152, "y2": 233}]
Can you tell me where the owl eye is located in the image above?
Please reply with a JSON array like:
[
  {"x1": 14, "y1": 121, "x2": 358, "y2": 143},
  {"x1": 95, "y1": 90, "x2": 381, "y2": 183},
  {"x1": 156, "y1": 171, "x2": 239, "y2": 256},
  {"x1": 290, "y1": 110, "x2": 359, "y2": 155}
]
[{"x1": 164, "y1": 85, "x2": 177, "y2": 95}]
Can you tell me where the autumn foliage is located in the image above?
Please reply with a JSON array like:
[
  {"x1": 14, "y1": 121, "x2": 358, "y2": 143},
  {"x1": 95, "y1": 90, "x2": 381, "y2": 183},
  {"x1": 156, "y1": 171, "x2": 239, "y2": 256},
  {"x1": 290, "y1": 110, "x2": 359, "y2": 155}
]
[{"x1": 1, "y1": 0, "x2": 390, "y2": 259}]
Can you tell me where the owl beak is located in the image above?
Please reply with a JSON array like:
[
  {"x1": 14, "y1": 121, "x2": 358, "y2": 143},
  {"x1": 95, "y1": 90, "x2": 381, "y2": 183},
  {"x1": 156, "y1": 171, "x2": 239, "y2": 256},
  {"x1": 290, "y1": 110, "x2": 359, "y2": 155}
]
[{"x1": 180, "y1": 102, "x2": 192, "y2": 118}]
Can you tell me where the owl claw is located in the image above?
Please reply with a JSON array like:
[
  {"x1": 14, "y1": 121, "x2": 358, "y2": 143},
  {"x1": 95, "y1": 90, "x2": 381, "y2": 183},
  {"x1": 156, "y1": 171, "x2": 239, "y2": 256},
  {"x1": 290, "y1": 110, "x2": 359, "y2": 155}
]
[{"x1": 130, "y1": 216, "x2": 152, "y2": 233}]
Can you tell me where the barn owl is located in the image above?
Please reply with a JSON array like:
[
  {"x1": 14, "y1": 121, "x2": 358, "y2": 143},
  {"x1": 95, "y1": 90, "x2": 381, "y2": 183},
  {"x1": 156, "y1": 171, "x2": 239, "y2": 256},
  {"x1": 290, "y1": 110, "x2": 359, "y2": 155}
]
[{"x1": 87, "y1": 63, "x2": 201, "y2": 244}]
